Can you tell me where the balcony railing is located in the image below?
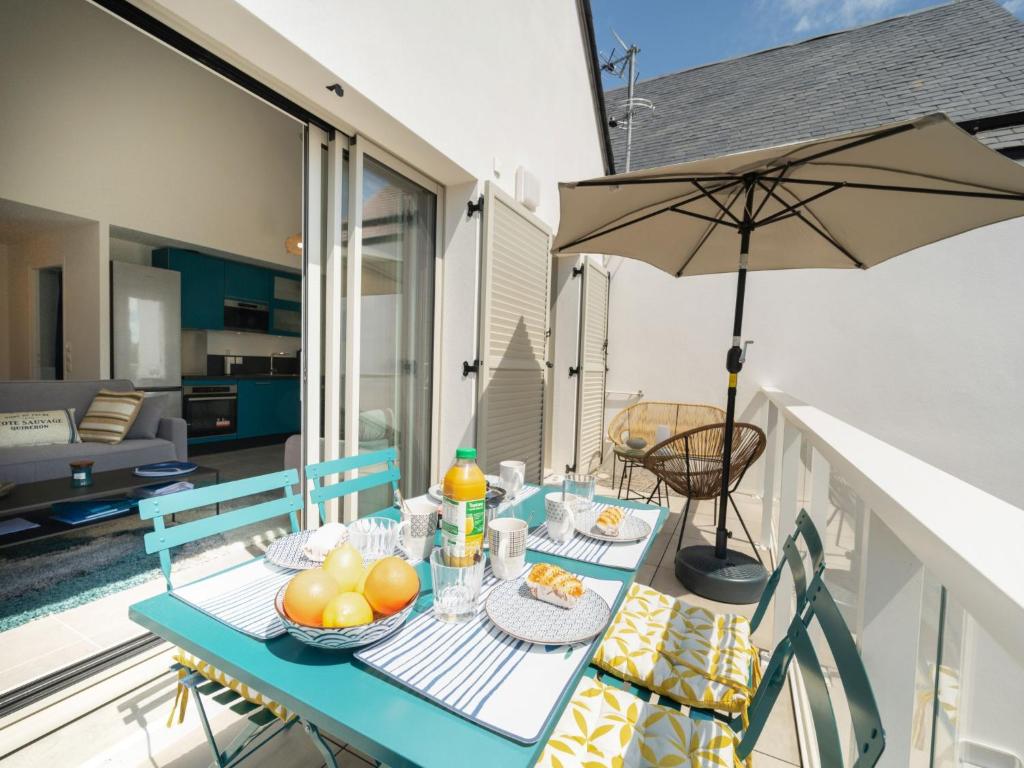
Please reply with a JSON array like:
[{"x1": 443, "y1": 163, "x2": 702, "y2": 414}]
[{"x1": 755, "y1": 387, "x2": 1024, "y2": 768}]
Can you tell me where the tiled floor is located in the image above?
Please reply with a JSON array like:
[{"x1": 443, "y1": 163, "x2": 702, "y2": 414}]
[
  {"x1": 0, "y1": 443, "x2": 288, "y2": 694},
  {"x1": 0, "y1": 467, "x2": 801, "y2": 767}
]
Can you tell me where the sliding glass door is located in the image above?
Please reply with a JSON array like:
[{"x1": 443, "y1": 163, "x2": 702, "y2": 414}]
[{"x1": 358, "y1": 157, "x2": 436, "y2": 503}]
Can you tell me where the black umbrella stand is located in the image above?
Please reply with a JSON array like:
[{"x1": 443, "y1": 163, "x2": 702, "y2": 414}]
[{"x1": 674, "y1": 178, "x2": 769, "y2": 604}]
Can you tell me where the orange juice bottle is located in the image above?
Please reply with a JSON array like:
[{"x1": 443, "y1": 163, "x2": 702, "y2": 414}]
[{"x1": 441, "y1": 448, "x2": 487, "y2": 566}]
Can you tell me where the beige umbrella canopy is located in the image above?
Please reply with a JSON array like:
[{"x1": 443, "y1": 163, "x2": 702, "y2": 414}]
[{"x1": 554, "y1": 113, "x2": 1024, "y2": 602}]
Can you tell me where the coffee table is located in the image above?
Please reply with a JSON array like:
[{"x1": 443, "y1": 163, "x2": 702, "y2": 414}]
[{"x1": 0, "y1": 465, "x2": 219, "y2": 546}]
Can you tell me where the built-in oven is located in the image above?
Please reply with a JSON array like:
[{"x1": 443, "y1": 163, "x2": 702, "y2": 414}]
[
  {"x1": 183, "y1": 384, "x2": 238, "y2": 438},
  {"x1": 223, "y1": 299, "x2": 269, "y2": 333}
]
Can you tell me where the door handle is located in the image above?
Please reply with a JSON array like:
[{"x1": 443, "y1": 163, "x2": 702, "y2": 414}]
[{"x1": 462, "y1": 359, "x2": 481, "y2": 377}]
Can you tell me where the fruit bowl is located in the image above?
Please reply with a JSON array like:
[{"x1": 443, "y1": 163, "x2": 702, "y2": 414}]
[{"x1": 274, "y1": 586, "x2": 417, "y2": 651}]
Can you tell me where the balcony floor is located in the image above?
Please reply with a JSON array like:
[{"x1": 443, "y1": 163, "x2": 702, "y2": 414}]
[{"x1": 0, "y1": 472, "x2": 801, "y2": 767}]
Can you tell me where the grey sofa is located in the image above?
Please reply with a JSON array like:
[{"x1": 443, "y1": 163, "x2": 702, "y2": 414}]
[{"x1": 0, "y1": 379, "x2": 187, "y2": 484}]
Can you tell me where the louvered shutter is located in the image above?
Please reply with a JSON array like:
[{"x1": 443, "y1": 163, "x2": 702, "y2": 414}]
[
  {"x1": 574, "y1": 261, "x2": 609, "y2": 473},
  {"x1": 476, "y1": 182, "x2": 552, "y2": 483}
]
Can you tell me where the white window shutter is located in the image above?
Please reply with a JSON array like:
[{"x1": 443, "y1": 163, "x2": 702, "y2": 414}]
[
  {"x1": 477, "y1": 182, "x2": 552, "y2": 483},
  {"x1": 574, "y1": 261, "x2": 610, "y2": 473}
]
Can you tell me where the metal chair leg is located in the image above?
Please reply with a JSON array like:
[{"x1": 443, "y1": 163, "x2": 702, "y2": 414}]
[
  {"x1": 728, "y1": 493, "x2": 764, "y2": 565},
  {"x1": 617, "y1": 456, "x2": 628, "y2": 498},
  {"x1": 303, "y1": 720, "x2": 339, "y2": 768},
  {"x1": 676, "y1": 497, "x2": 692, "y2": 551}
]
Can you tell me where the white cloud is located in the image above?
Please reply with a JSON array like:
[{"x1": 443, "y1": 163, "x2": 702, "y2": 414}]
[{"x1": 778, "y1": 0, "x2": 903, "y2": 34}]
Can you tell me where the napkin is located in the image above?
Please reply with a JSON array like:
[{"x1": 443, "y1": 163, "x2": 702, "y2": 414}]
[{"x1": 301, "y1": 522, "x2": 348, "y2": 561}]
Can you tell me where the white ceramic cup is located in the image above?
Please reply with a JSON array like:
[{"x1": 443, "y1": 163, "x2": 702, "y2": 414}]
[
  {"x1": 399, "y1": 496, "x2": 438, "y2": 562},
  {"x1": 499, "y1": 460, "x2": 526, "y2": 500},
  {"x1": 544, "y1": 492, "x2": 578, "y2": 543},
  {"x1": 488, "y1": 517, "x2": 527, "y2": 579}
]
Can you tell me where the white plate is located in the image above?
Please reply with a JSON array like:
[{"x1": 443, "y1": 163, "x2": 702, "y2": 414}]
[
  {"x1": 574, "y1": 509, "x2": 652, "y2": 543},
  {"x1": 265, "y1": 530, "x2": 325, "y2": 570},
  {"x1": 485, "y1": 576, "x2": 611, "y2": 645}
]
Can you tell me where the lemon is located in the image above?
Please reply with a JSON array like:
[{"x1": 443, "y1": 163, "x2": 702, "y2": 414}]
[
  {"x1": 322, "y1": 543, "x2": 365, "y2": 592},
  {"x1": 321, "y1": 591, "x2": 374, "y2": 628}
]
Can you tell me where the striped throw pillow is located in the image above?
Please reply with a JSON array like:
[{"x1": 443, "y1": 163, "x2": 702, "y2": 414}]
[{"x1": 79, "y1": 389, "x2": 145, "y2": 444}]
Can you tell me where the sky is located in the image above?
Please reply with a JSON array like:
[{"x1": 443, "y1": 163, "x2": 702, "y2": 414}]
[{"x1": 591, "y1": 0, "x2": 1024, "y2": 91}]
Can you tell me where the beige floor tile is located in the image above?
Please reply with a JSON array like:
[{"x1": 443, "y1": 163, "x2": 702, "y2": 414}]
[
  {"x1": 634, "y1": 563, "x2": 656, "y2": 586},
  {"x1": 0, "y1": 616, "x2": 93, "y2": 676},
  {"x1": 0, "y1": 638, "x2": 100, "y2": 693},
  {"x1": 750, "y1": 750, "x2": 800, "y2": 766},
  {"x1": 752, "y1": 680, "x2": 802, "y2": 765}
]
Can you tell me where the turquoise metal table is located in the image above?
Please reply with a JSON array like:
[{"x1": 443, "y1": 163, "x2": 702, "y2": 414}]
[{"x1": 129, "y1": 488, "x2": 667, "y2": 768}]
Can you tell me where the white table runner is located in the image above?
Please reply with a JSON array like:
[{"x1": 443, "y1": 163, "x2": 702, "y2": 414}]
[
  {"x1": 356, "y1": 571, "x2": 624, "y2": 744},
  {"x1": 172, "y1": 559, "x2": 291, "y2": 640},
  {"x1": 526, "y1": 502, "x2": 661, "y2": 570}
]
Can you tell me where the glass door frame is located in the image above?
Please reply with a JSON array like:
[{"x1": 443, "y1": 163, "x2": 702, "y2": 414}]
[{"x1": 304, "y1": 128, "x2": 444, "y2": 523}]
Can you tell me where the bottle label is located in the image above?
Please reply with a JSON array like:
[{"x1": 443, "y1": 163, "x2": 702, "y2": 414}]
[{"x1": 441, "y1": 496, "x2": 486, "y2": 553}]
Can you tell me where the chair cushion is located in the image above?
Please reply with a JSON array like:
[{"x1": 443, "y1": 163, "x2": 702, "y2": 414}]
[
  {"x1": 592, "y1": 583, "x2": 757, "y2": 714},
  {"x1": 171, "y1": 649, "x2": 291, "y2": 723},
  {"x1": 536, "y1": 676, "x2": 742, "y2": 768},
  {"x1": 79, "y1": 389, "x2": 144, "y2": 444}
]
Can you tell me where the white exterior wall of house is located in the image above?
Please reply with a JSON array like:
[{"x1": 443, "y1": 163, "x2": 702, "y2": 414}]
[
  {"x1": 604, "y1": 214, "x2": 1024, "y2": 509},
  {"x1": 137, "y1": 0, "x2": 608, "y2": 472}
]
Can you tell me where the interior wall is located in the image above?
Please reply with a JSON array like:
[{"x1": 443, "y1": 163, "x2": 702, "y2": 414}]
[
  {"x1": 605, "y1": 217, "x2": 1024, "y2": 509},
  {"x1": 0, "y1": 0, "x2": 302, "y2": 269},
  {"x1": 0, "y1": 245, "x2": 9, "y2": 379},
  {"x1": 109, "y1": 238, "x2": 153, "y2": 266},
  {"x1": 5, "y1": 223, "x2": 105, "y2": 380}
]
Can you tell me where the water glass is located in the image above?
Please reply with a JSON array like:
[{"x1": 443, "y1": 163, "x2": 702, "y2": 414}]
[
  {"x1": 430, "y1": 548, "x2": 484, "y2": 622},
  {"x1": 565, "y1": 473, "x2": 596, "y2": 513},
  {"x1": 348, "y1": 517, "x2": 404, "y2": 562}
]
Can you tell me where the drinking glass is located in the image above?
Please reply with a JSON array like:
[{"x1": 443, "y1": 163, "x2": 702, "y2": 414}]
[
  {"x1": 430, "y1": 548, "x2": 484, "y2": 622},
  {"x1": 565, "y1": 473, "x2": 597, "y2": 513}
]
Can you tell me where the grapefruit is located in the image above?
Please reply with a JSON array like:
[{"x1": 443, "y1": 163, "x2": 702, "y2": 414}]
[
  {"x1": 362, "y1": 556, "x2": 419, "y2": 616},
  {"x1": 283, "y1": 568, "x2": 340, "y2": 626},
  {"x1": 322, "y1": 592, "x2": 373, "y2": 628},
  {"x1": 323, "y1": 543, "x2": 365, "y2": 591}
]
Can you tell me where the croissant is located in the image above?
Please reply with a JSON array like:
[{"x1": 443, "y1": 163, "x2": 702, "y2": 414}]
[
  {"x1": 596, "y1": 506, "x2": 625, "y2": 536},
  {"x1": 526, "y1": 563, "x2": 584, "y2": 609}
]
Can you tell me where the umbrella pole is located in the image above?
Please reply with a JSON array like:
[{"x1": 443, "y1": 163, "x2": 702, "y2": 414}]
[
  {"x1": 715, "y1": 235, "x2": 749, "y2": 559},
  {"x1": 674, "y1": 177, "x2": 767, "y2": 604}
]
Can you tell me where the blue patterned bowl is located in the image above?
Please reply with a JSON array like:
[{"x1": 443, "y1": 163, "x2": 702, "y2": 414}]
[{"x1": 274, "y1": 586, "x2": 416, "y2": 651}]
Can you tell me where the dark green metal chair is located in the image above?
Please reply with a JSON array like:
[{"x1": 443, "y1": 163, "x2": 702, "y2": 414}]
[
  {"x1": 736, "y1": 548, "x2": 886, "y2": 766},
  {"x1": 749, "y1": 508, "x2": 826, "y2": 633}
]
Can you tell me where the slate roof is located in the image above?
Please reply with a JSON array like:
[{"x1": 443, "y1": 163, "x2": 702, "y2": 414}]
[{"x1": 607, "y1": 0, "x2": 1024, "y2": 170}]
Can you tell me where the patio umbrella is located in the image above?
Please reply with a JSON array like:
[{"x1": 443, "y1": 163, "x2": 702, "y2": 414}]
[{"x1": 554, "y1": 113, "x2": 1024, "y2": 603}]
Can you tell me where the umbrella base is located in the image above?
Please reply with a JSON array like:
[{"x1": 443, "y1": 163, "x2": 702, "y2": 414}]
[{"x1": 674, "y1": 545, "x2": 768, "y2": 605}]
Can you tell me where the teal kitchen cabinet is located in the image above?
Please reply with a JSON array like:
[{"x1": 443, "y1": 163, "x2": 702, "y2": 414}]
[
  {"x1": 225, "y1": 261, "x2": 272, "y2": 304},
  {"x1": 237, "y1": 378, "x2": 300, "y2": 438},
  {"x1": 152, "y1": 248, "x2": 225, "y2": 330}
]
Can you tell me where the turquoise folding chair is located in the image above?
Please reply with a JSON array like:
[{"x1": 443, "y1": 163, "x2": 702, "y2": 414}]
[
  {"x1": 736, "y1": 559, "x2": 886, "y2": 766},
  {"x1": 139, "y1": 470, "x2": 340, "y2": 768},
  {"x1": 305, "y1": 447, "x2": 400, "y2": 521}
]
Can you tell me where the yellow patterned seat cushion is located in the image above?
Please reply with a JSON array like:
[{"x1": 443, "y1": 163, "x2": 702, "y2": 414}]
[
  {"x1": 536, "y1": 676, "x2": 743, "y2": 768},
  {"x1": 592, "y1": 583, "x2": 757, "y2": 714},
  {"x1": 168, "y1": 649, "x2": 291, "y2": 725}
]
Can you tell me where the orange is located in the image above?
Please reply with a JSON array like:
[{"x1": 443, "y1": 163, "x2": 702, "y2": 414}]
[
  {"x1": 362, "y1": 557, "x2": 419, "y2": 616},
  {"x1": 283, "y1": 568, "x2": 340, "y2": 626}
]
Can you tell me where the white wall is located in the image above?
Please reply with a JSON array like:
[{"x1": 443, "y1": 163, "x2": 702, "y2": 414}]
[
  {"x1": 605, "y1": 217, "x2": 1024, "y2": 508},
  {"x1": 141, "y1": 0, "x2": 608, "y2": 474},
  {"x1": 0, "y1": 0, "x2": 302, "y2": 270},
  {"x1": 4, "y1": 224, "x2": 107, "y2": 380}
]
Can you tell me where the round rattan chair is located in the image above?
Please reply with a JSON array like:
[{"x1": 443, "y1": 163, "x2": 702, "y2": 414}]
[
  {"x1": 643, "y1": 422, "x2": 767, "y2": 563},
  {"x1": 607, "y1": 402, "x2": 726, "y2": 502}
]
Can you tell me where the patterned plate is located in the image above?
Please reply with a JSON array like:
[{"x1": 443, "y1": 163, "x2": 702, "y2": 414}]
[
  {"x1": 574, "y1": 509, "x2": 652, "y2": 543},
  {"x1": 265, "y1": 530, "x2": 329, "y2": 570},
  {"x1": 485, "y1": 576, "x2": 611, "y2": 645}
]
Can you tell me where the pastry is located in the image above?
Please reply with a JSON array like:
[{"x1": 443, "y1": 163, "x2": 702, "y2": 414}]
[
  {"x1": 526, "y1": 563, "x2": 584, "y2": 609},
  {"x1": 596, "y1": 506, "x2": 625, "y2": 537}
]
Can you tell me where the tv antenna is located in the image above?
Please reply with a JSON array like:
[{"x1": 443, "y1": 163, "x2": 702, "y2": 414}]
[{"x1": 600, "y1": 30, "x2": 654, "y2": 172}]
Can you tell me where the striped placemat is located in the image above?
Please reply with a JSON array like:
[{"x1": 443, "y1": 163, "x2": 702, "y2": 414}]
[
  {"x1": 526, "y1": 502, "x2": 660, "y2": 570},
  {"x1": 171, "y1": 559, "x2": 291, "y2": 640},
  {"x1": 356, "y1": 570, "x2": 624, "y2": 744}
]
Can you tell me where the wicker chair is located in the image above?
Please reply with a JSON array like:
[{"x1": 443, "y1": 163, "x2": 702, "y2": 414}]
[
  {"x1": 607, "y1": 402, "x2": 726, "y2": 502},
  {"x1": 644, "y1": 422, "x2": 767, "y2": 562}
]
